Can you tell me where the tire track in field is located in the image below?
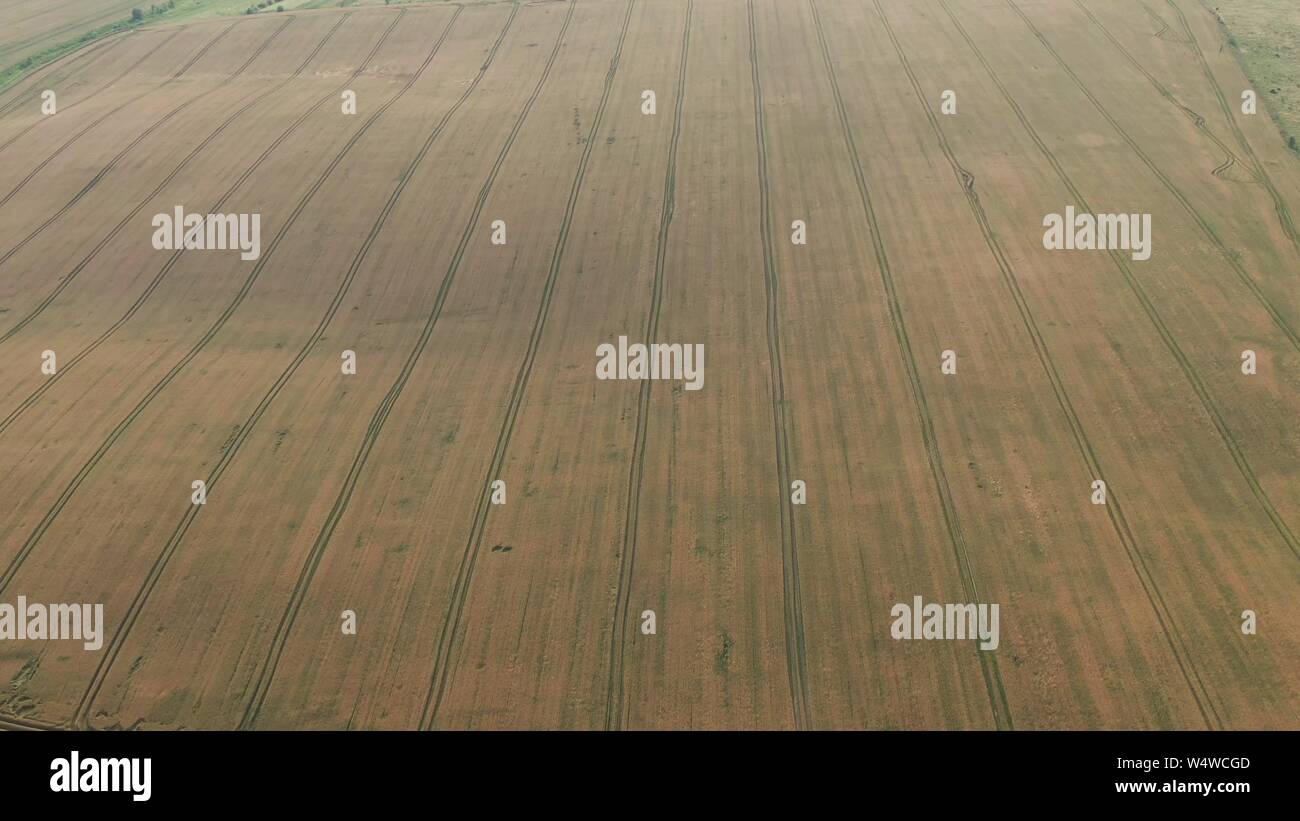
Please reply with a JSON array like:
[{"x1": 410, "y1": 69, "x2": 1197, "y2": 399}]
[
  {"x1": 0, "y1": 8, "x2": 456, "y2": 608},
  {"x1": 0, "y1": 13, "x2": 385, "y2": 438},
  {"x1": 0, "y1": 714, "x2": 59, "y2": 731},
  {"x1": 604, "y1": 0, "x2": 691, "y2": 734},
  {"x1": 2, "y1": 22, "x2": 235, "y2": 193},
  {"x1": 1141, "y1": 1, "x2": 1189, "y2": 45},
  {"x1": 939, "y1": 0, "x2": 1300, "y2": 564},
  {"x1": 815, "y1": 0, "x2": 1014, "y2": 730},
  {"x1": 1210, "y1": 155, "x2": 1235, "y2": 179},
  {"x1": 1162, "y1": 0, "x2": 1300, "y2": 254},
  {"x1": 6, "y1": 0, "x2": 131, "y2": 26},
  {"x1": 870, "y1": 0, "x2": 1220, "y2": 729},
  {"x1": 1073, "y1": 2, "x2": 1257, "y2": 188},
  {"x1": 0, "y1": 26, "x2": 186, "y2": 157},
  {"x1": 0, "y1": 33, "x2": 124, "y2": 118},
  {"x1": 999, "y1": 0, "x2": 1300, "y2": 559},
  {"x1": 1145, "y1": 3, "x2": 1170, "y2": 40},
  {"x1": 0, "y1": 16, "x2": 337, "y2": 352},
  {"x1": 237, "y1": 1, "x2": 577, "y2": 731},
  {"x1": 0, "y1": 18, "x2": 262, "y2": 213},
  {"x1": 0, "y1": 1, "x2": 145, "y2": 64},
  {"x1": 0, "y1": 21, "x2": 261, "y2": 274},
  {"x1": 5, "y1": 0, "x2": 138, "y2": 30},
  {"x1": 1009, "y1": 1, "x2": 1299, "y2": 351},
  {"x1": 419, "y1": 0, "x2": 636, "y2": 731},
  {"x1": 1088, "y1": 0, "x2": 1300, "y2": 267},
  {"x1": 75, "y1": 7, "x2": 505, "y2": 731},
  {"x1": 747, "y1": 0, "x2": 811, "y2": 731},
  {"x1": 0, "y1": 9, "x2": 404, "y2": 730}
]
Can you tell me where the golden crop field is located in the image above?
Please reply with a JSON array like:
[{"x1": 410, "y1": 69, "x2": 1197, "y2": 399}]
[{"x1": 0, "y1": 0, "x2": 1295, "y2": 731}]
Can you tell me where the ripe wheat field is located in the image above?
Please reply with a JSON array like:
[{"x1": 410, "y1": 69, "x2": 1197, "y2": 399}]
[{"x1": 0, "y1": 0, "x2": 1295, "y2": 730}]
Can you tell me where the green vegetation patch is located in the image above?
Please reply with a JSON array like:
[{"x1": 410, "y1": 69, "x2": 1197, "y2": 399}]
[
  {"x1": 1207, "y1": 0, "x2": 1300, "y2": 152},
  {"x1": 0, "y1": 2, "x2": 176, "y2": 94}
]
